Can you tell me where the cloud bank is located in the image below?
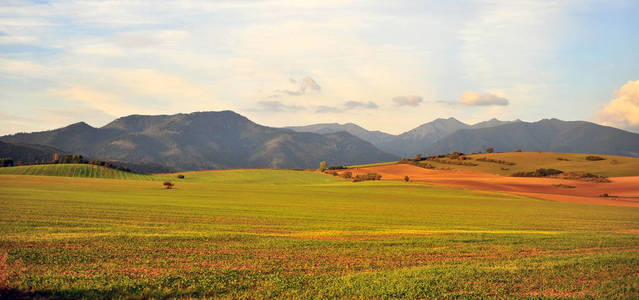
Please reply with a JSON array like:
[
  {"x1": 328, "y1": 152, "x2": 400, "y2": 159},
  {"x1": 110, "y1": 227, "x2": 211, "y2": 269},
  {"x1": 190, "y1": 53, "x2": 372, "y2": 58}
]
[
  {"x1": 596, "y1": 80, "x2": 639, "y2": 130},
  {"x1": 275, "y1": 76, "x2": 322, "y2": 97},
  {"x1": 460, "y1": 92, "x2": 509, "y2": 106},
  {"x1": 393, "y1": 96, "x2": 423, "y2": 107},
  {"x1": 315, "y1": 101, "x2": 379, "y2": 114}
]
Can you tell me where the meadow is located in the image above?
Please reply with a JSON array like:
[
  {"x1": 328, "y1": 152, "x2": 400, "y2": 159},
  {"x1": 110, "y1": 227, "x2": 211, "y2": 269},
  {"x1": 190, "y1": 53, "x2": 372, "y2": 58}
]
[{"x1": 1, "y1": 167, "x2": 638, "y2": 298}]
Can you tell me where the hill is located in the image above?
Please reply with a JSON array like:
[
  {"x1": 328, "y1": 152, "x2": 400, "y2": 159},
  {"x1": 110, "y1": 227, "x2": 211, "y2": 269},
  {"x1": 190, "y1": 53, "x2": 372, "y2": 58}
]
[
  {"x1": 0, "y1": 111, "x2": 398, "y2": 171},
  {"x1": 424, "y1": 119, "x2": 639, "y2": 157},
  {"x1": 0, "y1": 141, "x2": 63, "y2": 163},
  {"x1": 288, "y1": 118, "x2": 520, "y2": 157},
  {"x1": 0, "y1": 163, "x2": 151, "y2": 180},
  {"x1": 415, "y1": 152, "x2": 639, "y2": 177},
  {"x1": 286, "y1": 123, "x2": 395, "y2": 146}
]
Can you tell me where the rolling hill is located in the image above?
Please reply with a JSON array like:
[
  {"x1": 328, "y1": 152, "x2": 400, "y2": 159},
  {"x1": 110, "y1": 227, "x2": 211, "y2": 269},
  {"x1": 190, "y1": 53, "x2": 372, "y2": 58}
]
[
  {"x1": 424, "y1": 119, "x2": 639, "y2": 157},
  {"x1": 0, "y1": 141, "x2": 63, "y2": 163},
  {"x1": 0, "y1": 111, "x2": 398, "y2": 171}
]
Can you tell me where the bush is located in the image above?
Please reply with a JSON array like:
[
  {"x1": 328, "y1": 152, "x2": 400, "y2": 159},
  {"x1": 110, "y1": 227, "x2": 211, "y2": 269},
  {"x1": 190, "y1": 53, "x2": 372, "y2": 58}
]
[
  {"x1": 327, "y1": 165, "x2": 347, "y2": 170},
  {"x1": 512, "y1": 168, "x2": 563, "y2": 177},
  {"x1": 341, "y1": 172, "x2": 352, "y2": 179},
  {"x1": 476, "y1": 157, "x2": 516, "y2": 165},
  {"x1": 163, "y1": 181, "x2": 174, "y2": 189},
  {"x1": 404, "y1": 176, "x2": 410, "y2": 182},
  {"x1": 177, "y1": 174, "x2": 185, "y2": 179},
  {"x1": 515, "y1": 149, "x2": 522, "y2": 152},
  {"x1": 486, "y1": 147, "x2": 494, "y2": 153},
  {"x1": 352, "y1": 173, "x2": 382, "y2": 182},
  {"x1": 585, "y1": 156, "x2": 605, "y2": 161}
]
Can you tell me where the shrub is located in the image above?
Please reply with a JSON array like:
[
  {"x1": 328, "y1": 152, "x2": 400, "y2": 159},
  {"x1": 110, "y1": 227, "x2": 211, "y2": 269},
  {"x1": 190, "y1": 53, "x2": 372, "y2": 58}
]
[
  {"x1": 515, "y1": 149, "x2": 522, "y2": 152},
  {"x1": 341, "y1": 172, "x2": 352, "y2": 179},
  {"x1": 352, "y1": 173, "x2": 382, "y2": 182},
  {"x1": 585, "y1": 156, "x2": 605, "y2": 161},
  {"x1": 486, "y1": 147, "x2": 494, "y2": 153},
  {"x1": 163, "y1": 181, "x2": 174, "y2": 189},
  {"x1": 177, "y1": 174, "x2": 185, "y2": 179},
  {"x1": 404, "y1": 176, "x2": 410, "y2": 182},
  {"x1": 476, "y1": 157, "x2": 515, "y2": 165},
  {"x1": 327, "y1": 165, "x2": 347, "y2": 170},
  {"x1": 512, "y1": 168, "x2": 563, "y2": 177}
]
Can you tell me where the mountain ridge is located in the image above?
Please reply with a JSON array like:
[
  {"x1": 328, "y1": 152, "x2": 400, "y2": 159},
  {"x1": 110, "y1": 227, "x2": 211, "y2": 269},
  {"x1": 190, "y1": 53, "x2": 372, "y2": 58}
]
[{"x1": 0, "y1": 111, "x2": 398, "y2": 171}]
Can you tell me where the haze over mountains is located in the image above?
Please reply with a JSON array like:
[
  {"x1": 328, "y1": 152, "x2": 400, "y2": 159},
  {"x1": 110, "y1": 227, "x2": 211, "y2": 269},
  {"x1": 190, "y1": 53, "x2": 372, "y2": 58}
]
[{"x1": 1, "y1": 110, "x2": 638, "y2": 172}]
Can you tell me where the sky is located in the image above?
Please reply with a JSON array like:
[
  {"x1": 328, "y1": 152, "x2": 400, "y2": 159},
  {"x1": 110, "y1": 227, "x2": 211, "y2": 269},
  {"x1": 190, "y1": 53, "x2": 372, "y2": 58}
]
[{"x1": 1, "y1": 0, "x2": 638, "y2": 135}]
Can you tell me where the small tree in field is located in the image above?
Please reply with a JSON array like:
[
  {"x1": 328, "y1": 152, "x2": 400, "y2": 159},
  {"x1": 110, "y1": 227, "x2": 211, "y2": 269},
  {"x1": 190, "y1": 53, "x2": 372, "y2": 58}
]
[
  {"x1": 486, "y1": 147, "x2": 494, "y2": 153},
  {"x1": 163, "y1": 181, "x2": 174, "y2": 189},
  {"x1": 319, "y1": 161, "x2": 327, "y2": 172},
  {"x1": 415, "y1": 154, "x2": 421, "y2": 161},
  {"x1": 404, "y1": 175, "x2": 410, "y2": 182},
  {"x1": 515, "y1": 149, "x2": 522, "y2": 152}
]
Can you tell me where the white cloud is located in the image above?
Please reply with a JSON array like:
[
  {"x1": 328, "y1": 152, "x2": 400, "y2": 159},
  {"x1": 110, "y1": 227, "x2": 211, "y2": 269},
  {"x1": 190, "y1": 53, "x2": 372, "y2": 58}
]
[
  {"x1": 315, "y1": 100, "x2": 379, "y2": 114},
  {"x1": 393, "y1": 96, "x2": 423, "y2": 107},
  {"x1": 275, "y1": 76, "x2": 322, "y2": 96},
  {"x1": 256, "y1": 101, "x2": 305, "y2": 112},
  {"x1": 596, "y1": 80, "x2": 639, "y2": 130},
  {"x1": 460, "y1": 91, "x2": 509, "y2": 106}
]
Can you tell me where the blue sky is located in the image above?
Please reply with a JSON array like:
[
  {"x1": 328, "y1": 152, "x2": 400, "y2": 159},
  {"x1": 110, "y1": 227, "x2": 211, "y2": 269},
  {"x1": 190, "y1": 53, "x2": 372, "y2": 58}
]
[{"x1": 1, "y1": 0, "x2": 638, "y2": 135}]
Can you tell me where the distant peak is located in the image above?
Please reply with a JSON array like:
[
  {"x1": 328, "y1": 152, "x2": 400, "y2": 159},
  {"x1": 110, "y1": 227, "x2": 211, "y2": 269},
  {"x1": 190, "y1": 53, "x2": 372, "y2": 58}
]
[{"x1": 66, "y1": 121, "x2": 93, "y2": 129}]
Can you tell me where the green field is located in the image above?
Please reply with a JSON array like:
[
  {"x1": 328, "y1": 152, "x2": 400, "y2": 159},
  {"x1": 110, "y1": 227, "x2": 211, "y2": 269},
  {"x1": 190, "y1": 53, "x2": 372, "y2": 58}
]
[
  {"x1": 417, "y1": 152, "x2": 639, "y2": 177},
  {"x1": 1, "y1": 167, "x2": 639, "y2": 298},
  {"x1": 0, "y1": 164, "x2": 152, "y2": 180}
]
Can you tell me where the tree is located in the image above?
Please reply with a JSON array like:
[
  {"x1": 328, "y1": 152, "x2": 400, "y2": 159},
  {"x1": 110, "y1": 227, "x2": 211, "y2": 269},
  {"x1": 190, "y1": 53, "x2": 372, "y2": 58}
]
[
  {"x1": 0, "y1": 158, "x2": 14, "y2": 167},
  {"x1": 486, "y1": 147, "x2": 494, "y2": 153},
  {"x1": 415, "y1": 154, "x2": 422, "y2": 161},
  {"x1": 515, "y1": 149, "x2": 522, "y2": 152},
  {"x1": 404, "y1": 175, "x2": 410, "y2": 182},
  {"x1": 319, "y1": 161, "x2": 327, "y2": 172},
  {"x1": 163, "y1": 181, "x2": 175, "y2": 189}
]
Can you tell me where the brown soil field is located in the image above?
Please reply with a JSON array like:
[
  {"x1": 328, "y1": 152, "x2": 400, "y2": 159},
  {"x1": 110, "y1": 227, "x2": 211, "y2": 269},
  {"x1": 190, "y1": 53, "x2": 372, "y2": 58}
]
[{"x1": 339, "y1": 164, "x2": 639, "y2": 207}]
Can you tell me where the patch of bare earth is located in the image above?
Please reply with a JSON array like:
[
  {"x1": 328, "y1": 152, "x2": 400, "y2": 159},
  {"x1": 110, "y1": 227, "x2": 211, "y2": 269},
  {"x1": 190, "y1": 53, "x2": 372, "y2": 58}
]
[{"x1": 339, "y1": 164, "x2": 639, "y2": 207}]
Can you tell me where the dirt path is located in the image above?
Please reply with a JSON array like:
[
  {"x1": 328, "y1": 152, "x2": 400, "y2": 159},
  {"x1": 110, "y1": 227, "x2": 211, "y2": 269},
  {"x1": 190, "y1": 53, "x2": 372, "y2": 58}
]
[{"x1": 341, "y1": 164, "x2": 639, "y2": 207}]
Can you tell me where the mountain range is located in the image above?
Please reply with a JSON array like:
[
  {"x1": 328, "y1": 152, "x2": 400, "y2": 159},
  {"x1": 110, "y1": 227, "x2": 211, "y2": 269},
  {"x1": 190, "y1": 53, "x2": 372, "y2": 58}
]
[
  {"x1": 0, "y1": 111, "x2": 397, "y2": 171},
  {"x1": 288, "y1": 118, "x2": 520, "y2": 156},
  {"x1": 1, "y1": 111, "x2": 638, "y2": 172}
]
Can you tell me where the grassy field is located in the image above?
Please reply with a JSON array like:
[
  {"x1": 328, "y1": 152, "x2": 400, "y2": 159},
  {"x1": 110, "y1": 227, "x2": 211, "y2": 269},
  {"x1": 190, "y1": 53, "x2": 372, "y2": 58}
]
[
  {"x1": 417, "y1": 152, "x2": 639, "y2": 177},
  {"x1": 0, "y1": 164, "x2": 152, "y2": 180},
  {"x1": 1, "y1": 167, "x2": 638, "y2": 298}
]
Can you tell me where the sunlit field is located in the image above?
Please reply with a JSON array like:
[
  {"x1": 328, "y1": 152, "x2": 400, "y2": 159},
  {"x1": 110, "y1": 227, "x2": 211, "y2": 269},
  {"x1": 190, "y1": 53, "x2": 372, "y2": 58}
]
[{"x1": 1, "y1": 167, "x2": 638, "y2": 298}]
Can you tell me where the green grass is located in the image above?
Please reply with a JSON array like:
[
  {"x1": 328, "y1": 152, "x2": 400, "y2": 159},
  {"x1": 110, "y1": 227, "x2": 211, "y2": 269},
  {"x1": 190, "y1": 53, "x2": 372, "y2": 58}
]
[
  {"x1": 1, "y1": 168, "x2": 638, "y2": 298},
  {"x1": 0, "y1": 164, "x2": 152, "y2": 180},
  {"x1": 419, "y1": 152, "x2": 639, "y2": 177}
]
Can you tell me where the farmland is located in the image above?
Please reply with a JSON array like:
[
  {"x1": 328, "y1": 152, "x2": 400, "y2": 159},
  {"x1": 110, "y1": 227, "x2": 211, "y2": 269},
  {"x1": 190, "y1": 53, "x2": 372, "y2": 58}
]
[
  {"x1": 416, "y1": 152, "x2": 639, "y2": 177},
  {"x1": 1, "y1": 165, "x2": 639, "y2": 298}
]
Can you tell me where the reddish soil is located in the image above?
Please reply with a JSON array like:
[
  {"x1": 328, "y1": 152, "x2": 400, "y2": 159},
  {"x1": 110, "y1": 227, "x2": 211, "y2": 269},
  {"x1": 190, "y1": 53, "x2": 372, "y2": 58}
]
[{"x1": 340, "y1": 164, "x2": 639, "y2": 207}]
